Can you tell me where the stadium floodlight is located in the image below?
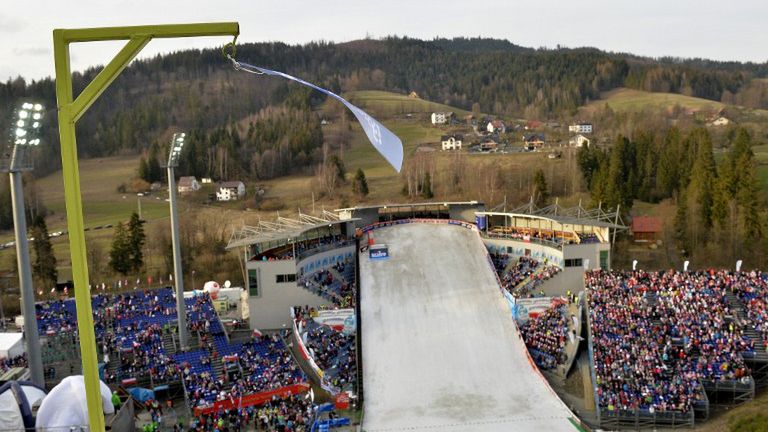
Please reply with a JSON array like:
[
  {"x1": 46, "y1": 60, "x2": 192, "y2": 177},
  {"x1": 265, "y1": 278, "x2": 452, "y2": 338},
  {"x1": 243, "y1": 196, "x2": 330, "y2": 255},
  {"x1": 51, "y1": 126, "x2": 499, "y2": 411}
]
[
  {"x1": 165, "y1": 132, "x2": 188, "y2": 349},
  {"x1": 167, "y1": 132, "x2": 186, "y2": 168},
  {"x1": 0, "y1": 101, "x2": 46, "y2": 387}
]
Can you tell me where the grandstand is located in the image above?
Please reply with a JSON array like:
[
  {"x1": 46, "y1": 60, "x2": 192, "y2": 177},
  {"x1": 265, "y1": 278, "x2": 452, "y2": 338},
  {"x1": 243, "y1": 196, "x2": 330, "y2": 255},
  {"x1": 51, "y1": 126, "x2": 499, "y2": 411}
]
[
  {"x1": 477, "y1": 202, "x2": 626, "y2": 298},
  {"x1": 34, "y1": 286, "x2": 311, "y2": 425},
  {"x1": 585, "y1": 269, "x2": 768, "y2": 429}
]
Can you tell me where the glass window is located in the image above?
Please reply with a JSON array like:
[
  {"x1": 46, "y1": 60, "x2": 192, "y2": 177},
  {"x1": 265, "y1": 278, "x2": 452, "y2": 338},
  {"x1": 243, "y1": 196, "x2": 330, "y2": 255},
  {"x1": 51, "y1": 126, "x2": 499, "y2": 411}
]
[{"x1": 248, "y1": 269, "x2": 259, "y2": 297}]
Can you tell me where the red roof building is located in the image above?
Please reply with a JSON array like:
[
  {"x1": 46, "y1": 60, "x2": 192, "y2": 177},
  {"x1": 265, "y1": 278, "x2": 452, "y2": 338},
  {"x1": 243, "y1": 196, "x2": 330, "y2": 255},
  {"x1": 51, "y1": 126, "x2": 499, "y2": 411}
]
[{"x1": 631, "y1": 216, "x2": 662, "y2": 242}]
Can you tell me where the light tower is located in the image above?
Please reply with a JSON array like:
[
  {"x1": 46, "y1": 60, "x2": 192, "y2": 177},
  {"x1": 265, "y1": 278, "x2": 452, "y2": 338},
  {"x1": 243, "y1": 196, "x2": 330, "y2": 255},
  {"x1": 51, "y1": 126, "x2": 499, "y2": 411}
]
[
  {"x1": 165, "y1": 132, "x2": 188, "y2": 349},
  {"x1": 0, "y1": 102, "x2": 45, "y2": 386}
]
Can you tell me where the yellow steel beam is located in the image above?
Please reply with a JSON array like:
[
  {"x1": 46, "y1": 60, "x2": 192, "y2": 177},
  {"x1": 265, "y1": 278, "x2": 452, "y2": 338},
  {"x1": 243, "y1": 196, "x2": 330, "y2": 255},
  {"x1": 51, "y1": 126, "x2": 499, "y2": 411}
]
[
  {"x1": 52, "y1": 22, "x2": 238, "y2": 432},
  {"x1": 71, "y1": 37, "x2": 150, "y2": 122},
  {"x1": 59, "y1": 22, "x2": 240, "y2": 42}
]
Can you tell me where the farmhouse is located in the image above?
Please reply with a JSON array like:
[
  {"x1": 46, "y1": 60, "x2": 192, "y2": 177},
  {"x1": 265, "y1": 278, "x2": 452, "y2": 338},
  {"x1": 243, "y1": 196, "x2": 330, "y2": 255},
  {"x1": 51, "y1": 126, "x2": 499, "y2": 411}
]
[
  {"x1": 568, "y1": 134, "x2": 590, "y2": 148},
  {"x1": 486, "y1": 120, "x2": 506, "y2": 134},
  {"x1": 177, "y1": 176, "x2": 201, "y2": 194},
  {"x1": 523, "y1": 133, "x2": 546, "y2": 151},
  {"x1": 216, "y1": 181, "x2": 246, "y2": 201},
  {"x1": 431, "y1": 112, "x2": 454, "y2": 125},
  {"x1": 441, "y1": 134, "x2": 463, "y2": 151},
  {"x1": 568, "y1": 122, "x2": 593, "y2": 134}
]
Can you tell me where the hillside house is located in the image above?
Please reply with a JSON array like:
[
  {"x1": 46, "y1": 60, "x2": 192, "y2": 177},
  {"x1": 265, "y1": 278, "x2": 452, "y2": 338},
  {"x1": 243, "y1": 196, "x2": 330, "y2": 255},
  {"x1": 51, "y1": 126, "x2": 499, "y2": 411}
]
[
  {"x1": 479, "y1": 137, "x2": 499, "y2": 152},
  {"x1": 431, "y1": 112, "x2": 454, "y2": 125},
  {"x1": 441, "y1": 134, "x2": 463, "y2": 151},
  {"x1": 568, "y1": 134, "x2": 590, "y2": 148},
  {"x1": 523, "y1": 133, "x2": 546, "y2": 151},
  {"x1": 631, "y1": 216, "x2": 662, "y2": 243},
  {"x1": 569, "y1": 122, "x2": 593, "y2": 134},
  {"x1": 486, "y1": 120, "x2": 506, "y2": 134},
  {"x1": 707, "y1": 116, "x2": 731, "y2": 127},
  {"x1": 216, "y1": 181, "x2": 246, "y2": 202},
  {"x1": 178, "y1": 176, "x2": 201, "y2": 194},
  {"x1": 408, "y1": 91, "x2": 420, "y2": 99},
  {"x1": 525, "y1": 120, "x2": 542, "y2": 130}
]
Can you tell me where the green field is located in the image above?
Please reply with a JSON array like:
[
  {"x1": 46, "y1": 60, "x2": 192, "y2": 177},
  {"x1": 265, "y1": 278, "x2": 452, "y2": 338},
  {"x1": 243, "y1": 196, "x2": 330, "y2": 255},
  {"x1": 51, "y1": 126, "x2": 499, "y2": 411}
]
[
  {"x1": 584, "y1": 88, "x2": 726, "y2": 113},
  {"x1": 0, "y1": 156, "x2": 172, "y2": 279},
  {"x1": 344, "y1": 90, "x2": 471, "y2": 118}
]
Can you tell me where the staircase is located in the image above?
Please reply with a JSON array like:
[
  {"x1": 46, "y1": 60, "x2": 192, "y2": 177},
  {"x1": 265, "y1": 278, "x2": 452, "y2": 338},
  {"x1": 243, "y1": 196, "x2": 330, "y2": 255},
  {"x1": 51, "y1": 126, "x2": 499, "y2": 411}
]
[
  {"x1": 163, "y1": 332, "x2": 176, "y2": 354},
  {"x1": 211, "y1": 356, "x2": 225, "y2": 378},
  {"x1": 725, "y1": 290, "x2": 768, "y2": 361}
]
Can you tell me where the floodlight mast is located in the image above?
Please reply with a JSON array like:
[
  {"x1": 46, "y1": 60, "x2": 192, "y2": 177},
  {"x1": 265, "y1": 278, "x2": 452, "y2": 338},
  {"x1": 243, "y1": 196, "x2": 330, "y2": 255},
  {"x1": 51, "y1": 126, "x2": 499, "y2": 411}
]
[
  {"x1": 167, "y1": 132, "x2": 188, "y2": 349},
  {"x1": 53, "y1": 22, "x2": 239, "y2": 432},
  {"x1": 1, "y1": 102, "x2": 45, "y2": 387}
]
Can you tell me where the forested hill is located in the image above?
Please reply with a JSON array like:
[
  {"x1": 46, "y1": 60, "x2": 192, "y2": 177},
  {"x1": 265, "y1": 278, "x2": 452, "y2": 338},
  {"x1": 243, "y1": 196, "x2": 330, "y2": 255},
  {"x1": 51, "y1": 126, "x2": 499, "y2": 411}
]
[{"x1": 1, "y1": 36, "x2": 768, "y2": 177}]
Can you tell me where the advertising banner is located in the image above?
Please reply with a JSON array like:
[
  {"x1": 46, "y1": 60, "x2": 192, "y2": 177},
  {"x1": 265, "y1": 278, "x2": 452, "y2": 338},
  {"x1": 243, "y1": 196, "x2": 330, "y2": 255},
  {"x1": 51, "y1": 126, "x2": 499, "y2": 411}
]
[
  {"x1": 369, "y1": 244, "x2": 389, "y2": 260},
  {"x1": 514, "y1": 297, "x2": 561, "y2": 325},
  {"x1": 313, "y1": 309, "x2": 355, "y2": 331}
]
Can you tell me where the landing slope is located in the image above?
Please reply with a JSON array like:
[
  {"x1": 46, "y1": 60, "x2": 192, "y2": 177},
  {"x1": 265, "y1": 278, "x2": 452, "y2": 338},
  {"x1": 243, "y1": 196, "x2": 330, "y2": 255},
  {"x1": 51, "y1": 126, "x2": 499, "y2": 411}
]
[{"x1": 360, "y1": 223, "x2": 576, "y2": 431}]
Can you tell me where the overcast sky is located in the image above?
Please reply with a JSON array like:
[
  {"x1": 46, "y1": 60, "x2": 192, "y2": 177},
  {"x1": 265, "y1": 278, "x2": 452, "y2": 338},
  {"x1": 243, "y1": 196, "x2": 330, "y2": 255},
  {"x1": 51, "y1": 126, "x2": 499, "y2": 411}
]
[{"x1": 1, "y1": 0, "x2": 767, "y2": 82}]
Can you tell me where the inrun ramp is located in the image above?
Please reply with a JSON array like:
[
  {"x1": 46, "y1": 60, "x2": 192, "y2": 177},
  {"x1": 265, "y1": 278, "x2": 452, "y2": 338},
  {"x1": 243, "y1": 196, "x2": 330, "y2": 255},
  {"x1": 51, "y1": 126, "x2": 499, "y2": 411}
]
[{"x1": 360, "y1": 223, "x2": 577, "y2": 431}]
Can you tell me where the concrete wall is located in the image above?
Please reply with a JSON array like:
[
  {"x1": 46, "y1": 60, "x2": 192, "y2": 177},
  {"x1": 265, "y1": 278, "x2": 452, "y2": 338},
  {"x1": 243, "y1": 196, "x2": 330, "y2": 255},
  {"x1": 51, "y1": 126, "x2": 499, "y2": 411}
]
[
  {"x1": 247, "y1": 245, "x2": 356, "y2": 330},
  {"x1": 563, "y1": 243, "x2": 611, "y2": 270},
  {"x1": 246, "y1": 259, "x2": 329, "y2": 331}
]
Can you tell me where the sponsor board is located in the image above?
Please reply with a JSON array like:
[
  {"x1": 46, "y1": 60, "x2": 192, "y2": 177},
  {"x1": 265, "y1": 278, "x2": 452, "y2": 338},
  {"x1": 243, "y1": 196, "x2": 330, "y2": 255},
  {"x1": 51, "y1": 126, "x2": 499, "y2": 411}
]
[
  {"x1": 314, "y1": 308, "x2": 355, "y2": 331},
  {"x1": 514, "y1": 297, "x2": 566, "y2": 324},
  {"x1": 369, "y1": 245, "x2": 389, "y2": 260}
]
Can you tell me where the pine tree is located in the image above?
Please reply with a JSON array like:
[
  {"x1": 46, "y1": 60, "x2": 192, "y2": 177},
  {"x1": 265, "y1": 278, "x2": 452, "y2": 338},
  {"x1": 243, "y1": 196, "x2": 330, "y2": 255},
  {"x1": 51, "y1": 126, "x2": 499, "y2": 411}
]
[
  {"x1": 138, "y1": 157, "x2": 150, "y2": 182},
  {"x1": 127, "y1": 212, "x2": 146, "y2": 273},
  {"x1": 533, "y1": 169, "x2": 549, "y2": 207},
  {"x1": 736, "y1": 152, "x2": 762, "y2": 241},
  {"x1": 675, "y1": 189, "x2": 691, "y2": 257},
  {"x1": 687, "y1": 129, "x2": 716, "y2": 232},
  {"x1": 29, "y1": 216, "x2": 57, "y2": 290},
  {"x1": 109, "y1": 222, "x2": 132, "y2": 275},
  {"x1": 352, "y1": 168, "x2": 369, "y2": 197}
]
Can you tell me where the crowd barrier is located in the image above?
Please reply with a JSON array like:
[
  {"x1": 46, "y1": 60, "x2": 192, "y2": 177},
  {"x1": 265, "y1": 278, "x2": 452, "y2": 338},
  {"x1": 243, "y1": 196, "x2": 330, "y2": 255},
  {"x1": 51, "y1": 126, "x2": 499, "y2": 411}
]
[
  {"x1": 289, "y1": 308, "x2": 338, "y2": 395},
  {"x1": 193, "y1": 382, "x2": 311, "y2": 416}
]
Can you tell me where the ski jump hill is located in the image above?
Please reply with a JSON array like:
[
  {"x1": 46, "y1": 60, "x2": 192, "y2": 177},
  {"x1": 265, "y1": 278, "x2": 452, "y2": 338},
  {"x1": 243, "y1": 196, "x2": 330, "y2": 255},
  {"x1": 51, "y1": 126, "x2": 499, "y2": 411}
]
[{"x1": 360, "y1": 220, "x2": 578, "y2": 431}]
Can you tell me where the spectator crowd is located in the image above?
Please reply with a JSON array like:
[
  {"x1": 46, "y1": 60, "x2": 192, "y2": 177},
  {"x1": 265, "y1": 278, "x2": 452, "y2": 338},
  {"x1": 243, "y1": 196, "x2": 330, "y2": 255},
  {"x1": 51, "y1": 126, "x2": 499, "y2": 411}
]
[
  {"x1": 491, "y1": 253, "x2": 561, "y2": 298},
  {"x1": 520, "y1": 303, "x2": 569, "y2": 370},
  {"x1": 586, "y1": 269, "x2": 759, "y2": 414}
]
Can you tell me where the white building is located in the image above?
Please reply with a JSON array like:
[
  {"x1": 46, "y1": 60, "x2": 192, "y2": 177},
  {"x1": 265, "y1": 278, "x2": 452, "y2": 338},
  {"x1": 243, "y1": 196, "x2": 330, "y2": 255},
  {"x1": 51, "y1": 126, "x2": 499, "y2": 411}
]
[
  {"x1": 708, "y1": 116, "x2": 731, "y2": 127},
  {"x1": 568, "y1": 122, "x2": 593, "y2": 134},
  {"x1": 177, "y1": 176, "x2": 201, "y2": 194},
  {"x1": 568, "y1": 134, "x2": 591, "y2": 148},
  {"x1": 441, "y1": 134, "x2": 463, "y2": 151},
  {"x1": 216, "y1": 181, "x2": 246, "y2": 201},
  {"x1": 431, "y1": 112, "x2": 453, "y2": 125},
  {"x1": 486, "y1": 120, "x2": 506, "y2": 134}
]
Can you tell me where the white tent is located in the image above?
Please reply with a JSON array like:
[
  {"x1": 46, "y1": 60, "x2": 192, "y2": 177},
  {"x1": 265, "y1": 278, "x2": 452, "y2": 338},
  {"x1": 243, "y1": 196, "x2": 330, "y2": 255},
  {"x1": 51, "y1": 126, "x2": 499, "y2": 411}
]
[
  {"x1": 35, "y1": 375, "x2": 114, "y2": 430},
  {"x1": 0, "y1": 381, "x2": 46, "y2": 431},
  {"x1": 0, "y1": 332, "x2": 24, "y2": 358}
]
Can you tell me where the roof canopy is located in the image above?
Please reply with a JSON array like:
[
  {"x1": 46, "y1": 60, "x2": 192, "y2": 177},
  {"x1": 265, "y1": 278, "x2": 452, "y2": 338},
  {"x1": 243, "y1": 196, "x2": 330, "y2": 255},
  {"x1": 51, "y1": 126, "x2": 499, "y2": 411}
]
[
  {"x1": 226, "y1": 211, "x2": 356, "y2": 250},
  {"x1": 478, "y1": 201, "x2": 627, "y2": 230}
]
